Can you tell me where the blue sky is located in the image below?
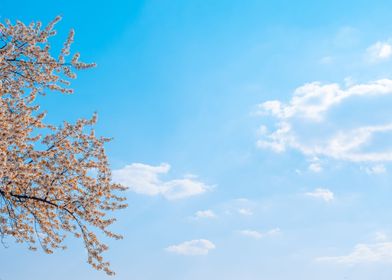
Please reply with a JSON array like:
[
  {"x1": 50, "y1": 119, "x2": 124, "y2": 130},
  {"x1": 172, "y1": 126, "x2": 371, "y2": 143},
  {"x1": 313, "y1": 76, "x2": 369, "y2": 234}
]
[{"x1": 3, "y1": 0, "x2": 392, "y2": 279}]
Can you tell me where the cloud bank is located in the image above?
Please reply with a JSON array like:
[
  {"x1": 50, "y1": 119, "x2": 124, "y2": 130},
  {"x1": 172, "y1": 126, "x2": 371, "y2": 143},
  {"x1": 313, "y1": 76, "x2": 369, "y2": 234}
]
[{"x1": 257, "y1": 79, "x2": 392, "y2": 163}]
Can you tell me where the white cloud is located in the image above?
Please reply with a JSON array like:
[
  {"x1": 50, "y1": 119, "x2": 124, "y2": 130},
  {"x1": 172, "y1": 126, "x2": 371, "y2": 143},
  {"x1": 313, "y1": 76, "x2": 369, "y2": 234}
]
[
  {"x1": 258, "y1": 79, "x2": 392, "y2": 122},
  {"x1": 363, "y1": 164, "x2": 386, "y2": 175},
  {"x1": 308, "y1": 162, "x2": 323, "y2": 173},
  {"x1": 257, "y1": 122, "x2": 392, "y2": 162},
  {"x1": 317, "y1": 242, "x2": 392, "y2": 264},
  {"x1": 305, "y1": 188, "x2": 334, "y2": 202},
  {"x1": 238, "y1": 208, "x2": 253, "y2": 216},
  {"x1": 166, "y1": 239, "x2": 215, "y2": 255},
  {"x1": 194, "y1": 210, "x2": 217, "y2": 219},
  {"x1": 366, "y1": 41, "x2": 392, "y2": 62},
  {"x1": 112, "y1": 163, "x2": 210, "y2": 200},
  {"x1": 257, "y1": 79, "x2": 392, "y2": 163},
  {"x1": 240, "y1": 228, "x2": 281, "y2": 239}
]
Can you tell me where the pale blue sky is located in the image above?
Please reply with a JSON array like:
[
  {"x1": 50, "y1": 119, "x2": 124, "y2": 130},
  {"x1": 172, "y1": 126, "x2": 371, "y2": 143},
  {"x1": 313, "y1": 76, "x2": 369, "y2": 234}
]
[{"x1": 2, "y1": 1, "x2": 392, "y2": 279}]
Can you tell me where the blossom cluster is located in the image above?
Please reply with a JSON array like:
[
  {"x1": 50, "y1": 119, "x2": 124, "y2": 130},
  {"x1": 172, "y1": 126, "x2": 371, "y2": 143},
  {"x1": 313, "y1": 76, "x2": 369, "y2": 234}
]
[{"x1": 0, "y1": 17, "x2": 127, "y2": 275}]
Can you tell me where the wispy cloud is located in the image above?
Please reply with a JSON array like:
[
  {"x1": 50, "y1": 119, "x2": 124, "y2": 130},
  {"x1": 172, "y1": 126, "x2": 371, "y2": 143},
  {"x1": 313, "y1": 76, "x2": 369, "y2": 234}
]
[
  {"x1": 374, "y1": 231, "x2": 389, "y2": 242},
  {"x1": 193, "y1": 210, "x2": 217, "y2": 219},
  {"x1": 237, "y1": 208, "x2": 253, "y2": 216},
  {"x1": 305, "y1": 188, "x2": 334, "y2": 202},
  {"x1": 239, "y1": 228, "x2": 281, "y2": 239},
  {"x1": 112, "y1": 163, "x2": 211, "y2": 200},
  {"x1": 319, "y1": 56, "x2": 333, "y2": 64},
  {"x1": 362, "y1": 164, "x2": 386, "y2": 175},
  {"x1": 317, "y1": 242, "x2": 392, "y2": 264},
  {"x1": 166, "y1": 239, "x2": 215, "y2": 255}
]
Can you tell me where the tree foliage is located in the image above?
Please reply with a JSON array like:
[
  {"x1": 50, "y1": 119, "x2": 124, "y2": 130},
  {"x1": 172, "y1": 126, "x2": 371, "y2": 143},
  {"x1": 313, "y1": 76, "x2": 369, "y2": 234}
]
[{"x1": 0, "y1": 17, "x2": 127, "y2": 275}]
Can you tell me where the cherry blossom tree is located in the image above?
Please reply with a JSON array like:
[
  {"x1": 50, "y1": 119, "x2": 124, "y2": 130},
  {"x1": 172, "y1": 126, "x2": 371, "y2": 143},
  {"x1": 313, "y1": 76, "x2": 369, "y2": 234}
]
[{"x1": 0, "y1": 17, "x2": 127, "y2": 275}]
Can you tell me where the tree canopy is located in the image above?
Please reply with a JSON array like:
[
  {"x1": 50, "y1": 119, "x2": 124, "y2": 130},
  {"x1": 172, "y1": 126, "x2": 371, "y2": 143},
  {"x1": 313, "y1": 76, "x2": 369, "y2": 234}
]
[{"x1": 0, "y1": 17, "x2": 127, "y2": 275}]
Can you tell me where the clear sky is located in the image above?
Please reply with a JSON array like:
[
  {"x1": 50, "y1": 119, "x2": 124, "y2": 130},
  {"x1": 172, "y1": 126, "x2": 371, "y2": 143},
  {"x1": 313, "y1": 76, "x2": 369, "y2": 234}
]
[{"x1": 2, "y1": 0, "x2": 392, "y2": 279}]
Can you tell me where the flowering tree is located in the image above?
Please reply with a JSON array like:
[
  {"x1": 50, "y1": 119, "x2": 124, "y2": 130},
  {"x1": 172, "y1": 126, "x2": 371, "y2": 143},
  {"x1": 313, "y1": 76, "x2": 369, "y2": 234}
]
[{"x1": 0, "y1": 17, "x2": 127, "y2": 275}]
